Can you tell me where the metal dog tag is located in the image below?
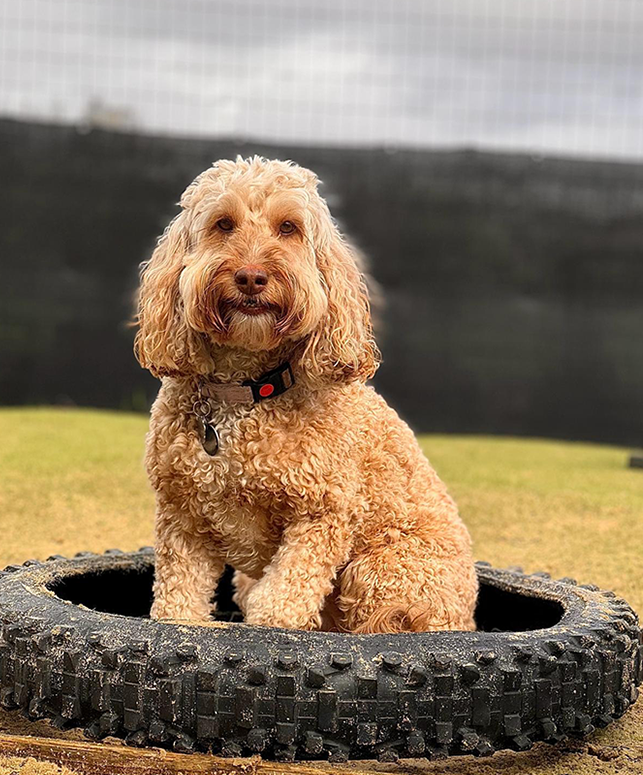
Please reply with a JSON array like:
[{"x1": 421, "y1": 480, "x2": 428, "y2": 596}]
[
  {"x1": 201, "y1": 421, "x2": 220, "y2": 456},
  {"x1": 193, "y1": 395, "x2": 219, "y2": 456}
]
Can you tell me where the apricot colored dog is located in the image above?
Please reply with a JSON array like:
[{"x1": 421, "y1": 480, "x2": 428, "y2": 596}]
[{"x1": 136, "y1": 157, "x2": 477, "y2": 632}]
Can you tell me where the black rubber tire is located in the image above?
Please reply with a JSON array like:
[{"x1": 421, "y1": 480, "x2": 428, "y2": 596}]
[
  {"x1": 0, "y1": 550, "x2": 640, "y2": 762},
  {"x1": 629, "y1": 455, "x2": 643, "y2": 469}
]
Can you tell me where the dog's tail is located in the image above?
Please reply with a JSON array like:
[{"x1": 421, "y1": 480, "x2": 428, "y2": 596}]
[{"x1": 351, "y1": 602, "x2": 468, "y2": 634}]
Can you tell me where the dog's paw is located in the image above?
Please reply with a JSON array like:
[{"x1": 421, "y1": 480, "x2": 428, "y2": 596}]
[
  {"x1": 232, "y1": 570, "x2": 259, "y2": 615},
  {"x1": 150, "y1": 600, "x2": 214, "y2": 624},
  {"x1": 243, "y1": 580, "x2": 323, "y2": 630},
  {"x1": 153, "y1": 616, "x2": 212, "y2": 626},
  {"x1": 244, "y1": 605, "x2": 322, "y2": 631}
]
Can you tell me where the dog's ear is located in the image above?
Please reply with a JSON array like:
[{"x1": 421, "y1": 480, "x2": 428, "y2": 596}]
[
  {"x1": 301, "y1": 209, "x2": 381, "y2": 383},
  {"x1": 134, "y1": 211, "x2": 212, "y2": 378}
]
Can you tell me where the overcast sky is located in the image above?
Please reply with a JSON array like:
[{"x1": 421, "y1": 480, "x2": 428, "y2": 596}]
[{"x1": 1, "y1": 0, "x2": 642, "y2": 160}]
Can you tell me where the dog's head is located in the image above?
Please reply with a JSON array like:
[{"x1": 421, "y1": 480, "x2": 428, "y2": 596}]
[{"x1": 135, "y1": 157, "x2": 380, "y2": 382}]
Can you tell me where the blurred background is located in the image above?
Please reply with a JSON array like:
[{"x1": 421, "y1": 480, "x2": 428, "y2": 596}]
[{"x1": 1, "y1": 0, "x2": 642, "y2": 444}]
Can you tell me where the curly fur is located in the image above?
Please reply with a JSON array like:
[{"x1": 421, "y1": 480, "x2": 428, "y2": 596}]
[{"x1": 136, "y1": 156, "x2": 478, "y2": 633}]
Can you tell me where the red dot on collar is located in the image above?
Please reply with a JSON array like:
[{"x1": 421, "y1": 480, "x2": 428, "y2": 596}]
[{"x1": 259, "y1": 383, "x2": 275, "y2": 398}]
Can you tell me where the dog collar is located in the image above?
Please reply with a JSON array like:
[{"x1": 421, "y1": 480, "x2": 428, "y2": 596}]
[
  {"x1": 199, "y1": 362, "x2": 295, "y2": 405},
  {"x1": 193, "y1": 362, "x2": 295, "y2": 456}
]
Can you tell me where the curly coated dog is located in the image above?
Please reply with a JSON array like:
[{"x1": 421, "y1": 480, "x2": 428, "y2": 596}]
[{"x1": 135, "y1": 156, "x2": 478, "y2": 633}]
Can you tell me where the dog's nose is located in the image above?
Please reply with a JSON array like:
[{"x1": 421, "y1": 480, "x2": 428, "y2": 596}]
[{"x1": 234, "y1": 265, "x2": 268, "y2": 296}]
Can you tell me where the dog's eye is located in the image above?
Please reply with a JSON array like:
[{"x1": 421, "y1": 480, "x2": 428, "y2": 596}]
[
  {"x1": 279, "y1": 221, "x2": 296, "y2": 235},
  {"x1": 216, "y1": 217, "x2": 234, "y2": 232}
]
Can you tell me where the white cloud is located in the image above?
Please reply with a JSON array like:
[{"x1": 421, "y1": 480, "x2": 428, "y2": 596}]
[{"x1": 1, "y1": 0, "x2": 642, "y2": 159}]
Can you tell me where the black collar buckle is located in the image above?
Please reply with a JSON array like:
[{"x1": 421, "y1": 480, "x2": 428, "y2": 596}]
[{"x1": 244, "y1": 362, "x2": 295, "y2": 403}]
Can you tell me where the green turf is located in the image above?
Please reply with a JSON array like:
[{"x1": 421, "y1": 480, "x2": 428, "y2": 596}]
[
  {"x1": 0, "y1": 407, "x2": 641, "y2": 774},
  {"x1": 420, "y1": 434, "x2": 643, "y2": 615},
  {"x1": 0, "y1": 407, "x2": 154, "y2": 565}
]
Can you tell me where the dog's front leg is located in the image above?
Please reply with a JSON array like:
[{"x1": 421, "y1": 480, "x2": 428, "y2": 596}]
[
  {"x1": 151, "y1": 509, "x2": 224, "y2": 622},
  {"x1": 244, "y1": 514, "x2": 351, "y2": 630}
]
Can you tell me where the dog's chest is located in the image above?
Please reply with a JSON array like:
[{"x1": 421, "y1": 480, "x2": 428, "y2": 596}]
[
  {"x1": 153, "y1": 398, "x2": 289, "y2": 549},
  {"x1": 185, "y1": 402, "x2": 267, "y2": 496}
]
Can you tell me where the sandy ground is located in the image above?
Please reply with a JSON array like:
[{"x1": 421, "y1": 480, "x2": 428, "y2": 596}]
[{"x1": 0, "y1": 408, "x2": 641, "y2": 774}]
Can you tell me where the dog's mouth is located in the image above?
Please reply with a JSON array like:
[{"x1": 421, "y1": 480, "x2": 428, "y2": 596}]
[{"x1": 233, "y1": 297, "x2": 278, "y2": 317}]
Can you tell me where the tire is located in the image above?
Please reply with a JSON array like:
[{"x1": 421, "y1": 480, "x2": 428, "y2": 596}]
[{"x1": 0, "y1": 550, "x2": 640, "y2": 762}]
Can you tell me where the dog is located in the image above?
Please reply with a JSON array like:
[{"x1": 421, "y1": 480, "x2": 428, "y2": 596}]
[{"x1": 135, "y1": 156, "x2": 478, "y2": 632}]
